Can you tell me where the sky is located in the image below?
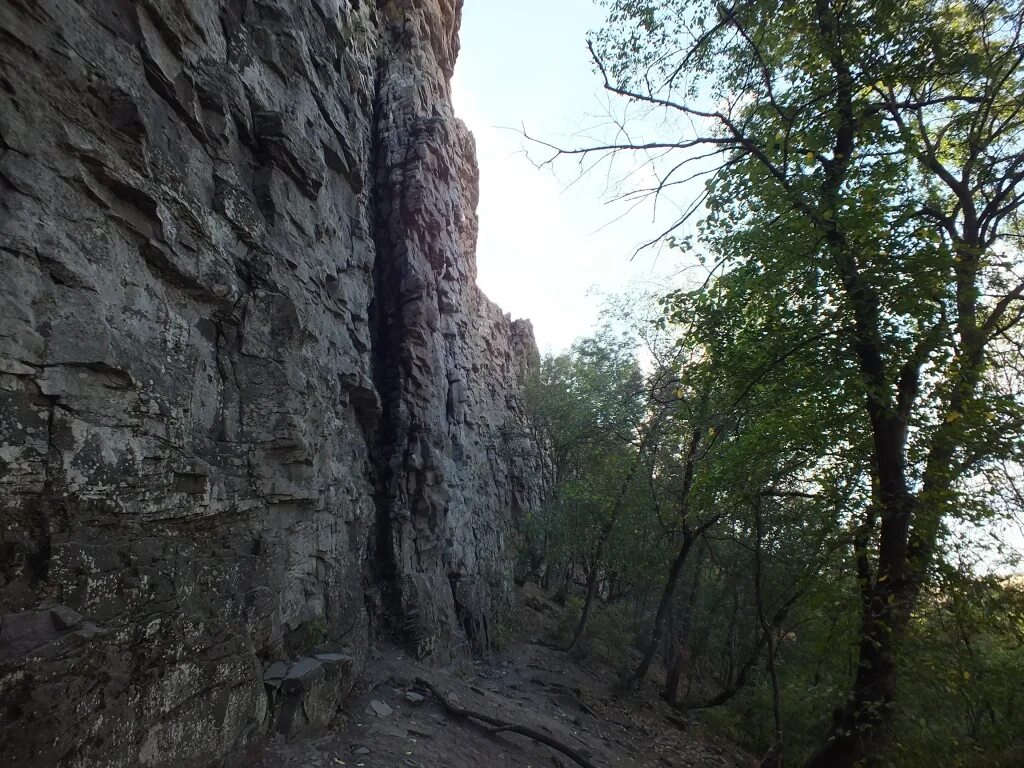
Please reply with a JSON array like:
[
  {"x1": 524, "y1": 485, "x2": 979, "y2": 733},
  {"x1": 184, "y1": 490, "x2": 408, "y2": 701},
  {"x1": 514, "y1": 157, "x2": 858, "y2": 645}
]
[
  {"x1": 452, "y1": 0, "x2": 693, "y2": 354},
  {"x1": 451, "y1": 3, "x2": 1024, "y2": 568}
]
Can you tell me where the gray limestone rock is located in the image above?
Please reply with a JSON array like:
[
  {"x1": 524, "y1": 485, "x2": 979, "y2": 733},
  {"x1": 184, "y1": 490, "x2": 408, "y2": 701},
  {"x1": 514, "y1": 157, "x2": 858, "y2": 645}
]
[
  {"x1": 405, "y1": 690, "x2": 426, "y2": 704},
  {"x1": 263, "y1": 661, "x2": 290, "y2": 691},
  {"x1": 368, "y1": 699, "x2": 394, "y2": 718},
  {"x1": 47, "y1": 606, "x2": 83, "y2": 631},
  {"x1": 370, "y1": 722, "x2": 408, "y2": 739},
  {"x1": 0, "y1": 0, "x2": 550, "y2": 765}
]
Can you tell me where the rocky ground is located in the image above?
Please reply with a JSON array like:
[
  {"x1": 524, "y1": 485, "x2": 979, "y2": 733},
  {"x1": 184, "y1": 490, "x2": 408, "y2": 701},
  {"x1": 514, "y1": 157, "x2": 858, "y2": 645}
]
[{"x1": 251, "y1": 587, "x2": 753, "y2": 768}]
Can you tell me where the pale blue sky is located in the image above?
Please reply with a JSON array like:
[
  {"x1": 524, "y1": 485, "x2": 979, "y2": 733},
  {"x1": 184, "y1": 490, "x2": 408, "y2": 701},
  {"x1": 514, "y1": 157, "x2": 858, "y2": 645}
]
[{"x1": 453, "y1": 0, "x2": 694, "y2": 353}]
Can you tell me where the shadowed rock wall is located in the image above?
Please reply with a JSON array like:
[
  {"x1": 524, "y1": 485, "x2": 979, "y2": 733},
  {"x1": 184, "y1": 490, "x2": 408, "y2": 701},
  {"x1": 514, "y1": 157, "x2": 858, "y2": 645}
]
[{"x1": 0, "y1": 0, "x2": 548, "y2": 765}]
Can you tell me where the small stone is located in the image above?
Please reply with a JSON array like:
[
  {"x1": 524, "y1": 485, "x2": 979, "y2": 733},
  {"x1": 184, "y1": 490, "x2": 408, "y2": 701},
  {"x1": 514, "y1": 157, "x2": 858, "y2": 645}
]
[
  {"x1": 351, "y1": 745, "x2": 370, "y2": 755},
  {"x1": 404, "y1": 690, "x2": 425, "y2": 704},
  {"x1": 368, "y1": 699, "x2": 393, "y2": 718}
]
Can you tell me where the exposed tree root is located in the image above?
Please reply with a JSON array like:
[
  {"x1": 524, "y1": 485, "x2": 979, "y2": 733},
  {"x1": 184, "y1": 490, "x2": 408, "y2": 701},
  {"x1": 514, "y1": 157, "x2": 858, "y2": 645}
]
[{"x1": 414, "y1": 676, "x2": 599, "y2": 768}]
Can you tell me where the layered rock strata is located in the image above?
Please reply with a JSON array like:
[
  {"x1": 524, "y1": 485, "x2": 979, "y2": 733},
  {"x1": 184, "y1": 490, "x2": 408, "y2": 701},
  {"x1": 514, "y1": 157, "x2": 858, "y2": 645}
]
[{"x1": 0, "y1": 0, "x2": 548, "y2": 765}]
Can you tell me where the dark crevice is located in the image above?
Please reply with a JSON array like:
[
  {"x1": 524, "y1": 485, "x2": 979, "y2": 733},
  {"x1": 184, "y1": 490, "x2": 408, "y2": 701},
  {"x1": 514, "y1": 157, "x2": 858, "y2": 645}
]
[{"x1": 365, "y1": 53, "x2": 402, "y2": 637}]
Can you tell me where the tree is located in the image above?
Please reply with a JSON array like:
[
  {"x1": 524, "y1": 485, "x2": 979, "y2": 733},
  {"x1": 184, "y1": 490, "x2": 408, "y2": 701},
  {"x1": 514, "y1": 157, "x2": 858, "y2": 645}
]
[
  {"x1": 537, "y1": 1, "x2": 1024, "y2": 764},
  {"x1": 605, "y1": 292, "x2": 831, "y2": 691},
  {"x1": 624, "y1": 324, "x2": 722, "y2": 685},
  {"x1": 524, "y1": 329, "x2": 649, "y2": 649}
]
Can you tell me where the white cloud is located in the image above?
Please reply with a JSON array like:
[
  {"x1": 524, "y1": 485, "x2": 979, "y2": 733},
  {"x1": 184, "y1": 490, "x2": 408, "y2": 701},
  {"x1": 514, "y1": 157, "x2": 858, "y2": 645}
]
[
  {"x1": 450, "y1": 0, "x2": 696, "y2": 353},
  {"x1": 454, "y1": 73, "x2": 603, "y2": 352}
]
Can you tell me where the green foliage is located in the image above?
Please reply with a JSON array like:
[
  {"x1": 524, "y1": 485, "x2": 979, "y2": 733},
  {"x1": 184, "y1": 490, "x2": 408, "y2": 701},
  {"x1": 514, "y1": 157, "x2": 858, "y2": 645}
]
[
  {"x1": 523, "y1": 291, "x2": 1023, "y2": 764},
  {"x1": 304, "y1": 619, "x2": 327, "y2": 649},
  {"x1": 575, "y1": 0, "x2": 1024, "y2": 763},
  {"x1": 886, "y1": 578, "x2": 1024, "y2": 767},
  {"x1": 521, "y1": 326, "x2": 654, "y2": 587},
  {"x1": 703, "y1": 577, "x2": 1024, "y2": 767},
  {"x1": 516, "y1": 0, "x2": 1024, "y2": 764},
  {"x1": 553, "y1": 596, "x2": 640, "y2": 675},
  {"x1": 482, "y1": 565, "x2": 517, "y2": 651}
]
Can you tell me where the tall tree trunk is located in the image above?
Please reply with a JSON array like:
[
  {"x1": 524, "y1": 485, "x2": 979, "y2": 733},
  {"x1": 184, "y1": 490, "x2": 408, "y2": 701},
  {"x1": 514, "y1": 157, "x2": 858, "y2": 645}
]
[
  {"x1": 666, "y1": 543, "x2": 705, "y2": 703},
  {"x1": 664, "y1": 643, "x2": 688, "y2": 706},
  {"x1": 632, "y1": 529, "x2": 696, "y2": 684},
  {"x1": 566, "y1": 557, "x2": 601, "y2": 651},
  {"x1": 803, "y1": 486, "x2": 916, "y2": 767},
  {"x1": 633, "y1": 426, "x2": 705, "y2": 685},
  {"x1": 686, "y1": 591, "x2": 800, "y2": 710},
  {"x1": 802, "y1": 1, "x2": 924, "y2": 763},
  {"x1": 811, "y1": 333, "x2": 985, "y2": 767},
  {"x1": 567, "y1": 449, "x2": 647, "y2": 649},
  {"x1": 663, "y1": 601, "x2": 676, "y2": 665},
  {"x1": 553, "y1": 562, "x2": 574, "y2": 605},
  {"x1": 754, "y1": 499, "x2": 784, "y2": 768}
]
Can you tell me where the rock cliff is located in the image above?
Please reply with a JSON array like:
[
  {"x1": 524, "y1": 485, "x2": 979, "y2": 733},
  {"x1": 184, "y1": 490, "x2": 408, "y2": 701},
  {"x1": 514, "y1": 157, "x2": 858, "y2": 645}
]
[{"x1": 0, "y1": 1, "x2": 548, "y2": 765}]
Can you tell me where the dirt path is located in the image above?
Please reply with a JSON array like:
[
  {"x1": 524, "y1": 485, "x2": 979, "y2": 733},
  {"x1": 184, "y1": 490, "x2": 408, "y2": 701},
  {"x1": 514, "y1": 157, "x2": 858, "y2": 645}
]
[{"x1": 251, "y1": 591, "x2": 752, "y2": 768}]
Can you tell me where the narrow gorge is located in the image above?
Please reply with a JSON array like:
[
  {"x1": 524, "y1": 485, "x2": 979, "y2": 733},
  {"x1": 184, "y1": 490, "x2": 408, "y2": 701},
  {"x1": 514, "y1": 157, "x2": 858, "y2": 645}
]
[{"x1": 0, "y1": 1, "x2": 549, "y2": 764}]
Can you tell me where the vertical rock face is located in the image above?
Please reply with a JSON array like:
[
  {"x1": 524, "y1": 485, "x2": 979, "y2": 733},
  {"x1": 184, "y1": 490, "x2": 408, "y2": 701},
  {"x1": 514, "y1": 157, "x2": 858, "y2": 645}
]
[{"x1": 0, "y1": 1, "x2": 548, "y2": 765}]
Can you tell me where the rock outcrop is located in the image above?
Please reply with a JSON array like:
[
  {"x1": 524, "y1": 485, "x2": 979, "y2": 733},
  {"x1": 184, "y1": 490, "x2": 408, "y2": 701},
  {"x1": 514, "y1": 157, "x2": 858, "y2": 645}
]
[{"x1": 0, "y1": 1, "x2": 548, "y2": 765}]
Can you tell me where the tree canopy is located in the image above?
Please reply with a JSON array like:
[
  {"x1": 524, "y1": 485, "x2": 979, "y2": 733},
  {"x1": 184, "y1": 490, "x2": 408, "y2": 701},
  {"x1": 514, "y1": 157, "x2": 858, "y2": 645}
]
[{"x1": 522, "y1": 1, "x2": 1024, "y2": 766}]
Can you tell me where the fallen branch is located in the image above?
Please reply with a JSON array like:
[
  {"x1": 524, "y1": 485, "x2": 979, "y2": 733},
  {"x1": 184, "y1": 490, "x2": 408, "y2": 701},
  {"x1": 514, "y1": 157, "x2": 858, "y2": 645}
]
[
  {"x1": 531, "y1": 637, "x2": 566, "y2": 650},
  {"x1": 414, "y1": 676, "x2": 599, "y2": 768}
]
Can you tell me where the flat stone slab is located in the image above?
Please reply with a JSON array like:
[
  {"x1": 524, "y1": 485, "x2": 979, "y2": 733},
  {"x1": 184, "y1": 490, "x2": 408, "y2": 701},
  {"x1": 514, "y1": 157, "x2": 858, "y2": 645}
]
[
  {"x1": 368, "y1": 699, "x2": 393, "y2": 718},
  {"x1": 313, "y1": 652, "x2": 349, "y2": 663},
  {"x1": 49, "y1": 605, "x2": 83, "y2": 630},
  {"x1": 369, "y1": 723, "x2": 408, "y2": 739},
  {"x1": 264, "y1": 661, "x2": 289, "y2": 683},
  {"x1": 279, "y1": 657, "x2": 323, "y2": 697},
  {"x1": 0, "y1": 610, "x2": 61, "y2": 659}
]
